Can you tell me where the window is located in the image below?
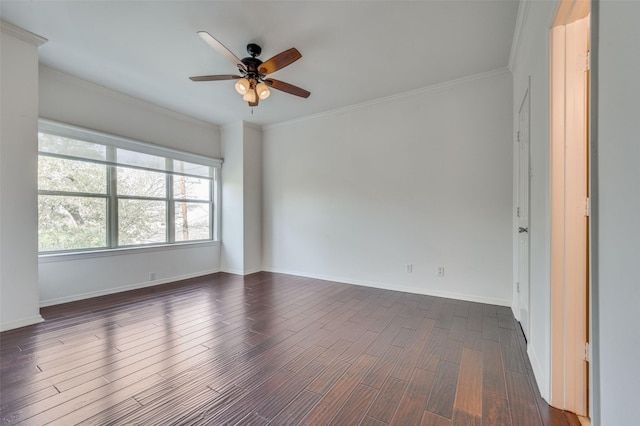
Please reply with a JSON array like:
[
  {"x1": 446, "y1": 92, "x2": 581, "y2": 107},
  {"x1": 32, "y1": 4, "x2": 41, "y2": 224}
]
[{"x1": 37, "y1": 120, "x2": 221, "y2": 254}]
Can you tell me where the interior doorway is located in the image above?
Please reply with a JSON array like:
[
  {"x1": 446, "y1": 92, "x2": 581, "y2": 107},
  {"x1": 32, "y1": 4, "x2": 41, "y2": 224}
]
[{"x1": 550, "y1": 0, "x2": 590, "y2": 420}]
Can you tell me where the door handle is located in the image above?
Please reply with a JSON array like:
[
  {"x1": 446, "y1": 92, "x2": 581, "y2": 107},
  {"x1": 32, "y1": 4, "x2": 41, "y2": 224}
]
[{"x1": 519, "y1": 227, "x2": 528, "y2": 233}]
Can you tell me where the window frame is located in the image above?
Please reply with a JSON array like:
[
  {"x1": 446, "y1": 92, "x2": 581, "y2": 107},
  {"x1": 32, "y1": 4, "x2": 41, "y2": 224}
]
[{"x1": 37, "y1": 119, "x2": 222, "y2": 256}]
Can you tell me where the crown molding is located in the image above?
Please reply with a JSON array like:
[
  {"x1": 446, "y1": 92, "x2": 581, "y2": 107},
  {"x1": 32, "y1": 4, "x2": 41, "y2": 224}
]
[
  {"x1": 264, "y1": 67, "x2": 510, "y2": 131},
  {"x1": 242, "y1": 121, "x2": 262, "y2": 132},
  {"x1": 221, "y1": 120, "x2": 263, "y2": 134},
  {"x1": 1, "y1": 20, "x2": 47, "y2": 46}
]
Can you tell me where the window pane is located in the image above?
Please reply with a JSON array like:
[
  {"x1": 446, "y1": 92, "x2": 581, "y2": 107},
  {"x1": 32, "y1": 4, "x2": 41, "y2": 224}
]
[
  {"x1": 38, "y1": 133, "x2": 107, "y2": 161},
  {"x1": 174, "y1": 202, "x2": 210, "y2": 242},
  {"x1": 173, "y1": 160, "x2": 213, "y2": 178},
  {"x1": 38, "y1": 124, "x2": 218, "y2": 253},
  {"x1": 39, "y1": 156, "x2": 107, "y2": 194},
  {"x1": 119, "y1": 199, "x2": 166, "y2": 245},
  {"x1": 38, "y1": 195, "x2": 107, "y2": 251},
  {"x1": 117, "y1": 167, "x2": 166, "y2": 198},
  {"x1": 173, "y1": 175, "x2": 210, "y2": 201}
]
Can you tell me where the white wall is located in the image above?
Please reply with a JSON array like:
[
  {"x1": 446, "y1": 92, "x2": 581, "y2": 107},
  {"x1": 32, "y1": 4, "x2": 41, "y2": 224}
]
[
  {"x1": 243, "y1": 124, "x2": 262, "y2": 273},
  {"x1": 39, "y1": 66, "x2": 221, "y2": 158},
  {"x1": 593, "y1": 2, "x2": 640, "y2": 425},
  {"x1": 220, "y1": 121, "x2": 262, "y2": 275},
  {"x1": 39, "y1": 244, "x2": 220, "y2": 306},
  {"x1": 262, "y1": 71, "x2": 513, "y2": 305},
  {"x1": 509, "y1": 0, "x2": 556, "y2": 399},
  {"x1": 0, "y1": 22, "x2": 46, "y2": 331},
  {"x1": 36, "y1": 66, "x2": 222, "y2": 306},
  {"x1": 221, "y1": 122, "x2": 244, "y2": 274}
]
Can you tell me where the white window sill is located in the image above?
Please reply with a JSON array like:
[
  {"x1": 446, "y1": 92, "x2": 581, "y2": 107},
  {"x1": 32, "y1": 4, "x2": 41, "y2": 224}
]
[{"x1": 38, "y1": 240, "x2": 219, "y2": 263}]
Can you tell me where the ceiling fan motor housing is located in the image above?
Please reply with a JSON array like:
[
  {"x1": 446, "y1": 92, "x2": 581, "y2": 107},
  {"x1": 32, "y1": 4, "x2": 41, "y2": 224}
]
[{"x1": 241, "y1": 57, "x2": 263, "y2": 71}]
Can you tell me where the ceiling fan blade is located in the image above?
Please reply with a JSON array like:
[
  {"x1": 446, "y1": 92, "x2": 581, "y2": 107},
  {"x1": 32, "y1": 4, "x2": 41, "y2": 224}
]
[
  {"x1": 259, "y1": 48, "x2": 302, "y2": 75},
  {"x1": 189, "y1": 74, "x2": 242, "y2": 82},
  {"x1": 265, "y1": 79, "x2": 310, "y2": 98},
  {"x1": 197, "y1": 31, "x2": 246, "y2": 71}
]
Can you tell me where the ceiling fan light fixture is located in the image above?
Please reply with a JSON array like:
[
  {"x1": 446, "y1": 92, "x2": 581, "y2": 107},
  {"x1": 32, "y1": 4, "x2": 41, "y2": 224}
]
[
  {"x1": 235, "y1": 78, "x2": 250, "y2": 95},
  {"x1": 243, "y1": 88, "x2": 257, "y2": 103},
  {"x1": 256, "y1": 82, "x2": 270, "y2": 100}
]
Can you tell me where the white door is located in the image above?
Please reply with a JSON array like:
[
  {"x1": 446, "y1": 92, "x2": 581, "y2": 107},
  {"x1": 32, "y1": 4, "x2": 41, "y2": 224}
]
[{"x1": 517, "y1": 87, "x2": 531, "y2": 340}]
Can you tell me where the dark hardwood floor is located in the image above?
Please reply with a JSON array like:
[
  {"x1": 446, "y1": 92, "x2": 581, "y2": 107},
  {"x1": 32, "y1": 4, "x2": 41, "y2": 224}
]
[{"x1": 0, "y1": 272, "x2": 579, "y2": 425}]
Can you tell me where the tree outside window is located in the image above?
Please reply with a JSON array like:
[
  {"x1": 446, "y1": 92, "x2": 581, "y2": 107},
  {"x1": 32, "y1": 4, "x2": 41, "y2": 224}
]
[{"x1": 37, "y1": 130, "x2": 217, "y2": 253}]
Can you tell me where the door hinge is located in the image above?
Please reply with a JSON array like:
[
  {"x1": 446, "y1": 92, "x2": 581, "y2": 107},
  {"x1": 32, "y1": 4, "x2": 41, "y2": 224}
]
[
  {"x1": 517, "y1": 282, "x2": 520, "y2": 293},
  {"x1": 585, "y1": 197, "x2": 591, "y2": 217},
  {"x1": 517, "y1": 206, "x2": 520, "y2": 217},
  {"x1": 584, "y1": 342, "x2": 590, "y2": 362},
  {"x1": 517, "y1": 131, "x2": 520, "y2": 142},
  {"x1": 586, "y1": 50, "x2": 591, "y2": 71}
]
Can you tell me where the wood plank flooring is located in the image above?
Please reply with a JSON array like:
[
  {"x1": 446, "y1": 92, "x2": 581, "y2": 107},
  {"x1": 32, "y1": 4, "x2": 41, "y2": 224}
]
[{"x1": 0, "y1": 272, "x2": 579, "y2": 425}]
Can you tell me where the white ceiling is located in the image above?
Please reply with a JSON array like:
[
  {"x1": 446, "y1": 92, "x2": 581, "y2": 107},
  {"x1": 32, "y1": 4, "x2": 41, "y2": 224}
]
[{"x1": 1, "y1": 1, "x2": 519, "y2": 127}]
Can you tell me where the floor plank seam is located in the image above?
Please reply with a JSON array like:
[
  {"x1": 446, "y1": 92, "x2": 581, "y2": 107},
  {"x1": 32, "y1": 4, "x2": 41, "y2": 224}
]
[{"x1": 0, "y1": 272, "x2": 581, "y2": 426}]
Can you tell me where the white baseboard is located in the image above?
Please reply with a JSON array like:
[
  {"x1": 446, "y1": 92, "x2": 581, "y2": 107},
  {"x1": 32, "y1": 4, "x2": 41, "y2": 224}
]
[
  {"x1": 38, "y1": 266, "x2": 511, "y2": 310},
  {"x1": 39, "y1": 268, "x2": 221, "y2": 307},
  {"x1": 512, "y1": 300, "x2": 521, "y2": 321},
  {"x1": 528, "y1": 343, "x2": 550, "y2": 401},
  {"x1": 262, "y1": 267, "x2": 511, "y2": 307},
  {"x1": 221, "y1": 267, "x2": 262, "y2": 276},
  {"x1": 1, "y1": 314, "x2": 44, "y2": 332}
]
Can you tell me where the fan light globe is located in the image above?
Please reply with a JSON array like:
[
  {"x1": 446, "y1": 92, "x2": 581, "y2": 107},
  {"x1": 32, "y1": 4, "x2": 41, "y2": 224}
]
[
  {"x1": 243, "y1": 89, "x2": 257, "y2": 103},
  {"x1": 256, "y1": 82, "x2": 271, "y2": 100},
  {"x1": 235, "y1": 78, "x2": 250, "y2": 95}
]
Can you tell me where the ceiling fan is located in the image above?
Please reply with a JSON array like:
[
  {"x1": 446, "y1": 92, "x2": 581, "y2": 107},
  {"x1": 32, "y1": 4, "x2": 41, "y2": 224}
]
[{"x1": 190, "y1": 31, "x2": 310, "y2": 107}]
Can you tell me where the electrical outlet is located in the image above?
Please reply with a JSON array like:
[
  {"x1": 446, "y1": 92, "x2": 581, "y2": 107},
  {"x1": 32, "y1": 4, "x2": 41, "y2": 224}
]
[
  {"x1": 437, "y1": 266, "x2": 445, "y2": 277},
  {"x1": 149, "y1": 272, "x2": 156, "y2": 281},
  {"x1": 405, "y1": 264, "x2": 413, "y2": 273}
]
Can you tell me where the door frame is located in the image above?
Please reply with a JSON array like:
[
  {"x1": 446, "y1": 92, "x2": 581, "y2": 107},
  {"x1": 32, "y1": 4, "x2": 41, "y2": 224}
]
[
  {"x1": 550, "y1": 0, "x2": 590, "y2": 418},
  {"x1": 516, "y1": 83, "x2": 531, "y2": 341}
]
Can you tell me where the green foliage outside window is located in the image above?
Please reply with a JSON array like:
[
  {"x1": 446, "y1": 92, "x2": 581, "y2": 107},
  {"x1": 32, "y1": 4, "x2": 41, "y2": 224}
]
[{"x1": 37, "y1": 131, "x2": 216, "y2": 253}]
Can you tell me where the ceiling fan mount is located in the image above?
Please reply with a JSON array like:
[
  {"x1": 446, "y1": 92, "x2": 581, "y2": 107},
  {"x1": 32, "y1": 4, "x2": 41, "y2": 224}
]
[
  {"x1": 190, "y1": 32, "x2": 310, "y2": 107},
  {"x1": 246, "y1": 43, "x2": 262, "y2": 58}
]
